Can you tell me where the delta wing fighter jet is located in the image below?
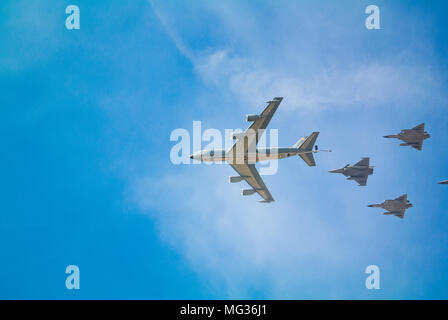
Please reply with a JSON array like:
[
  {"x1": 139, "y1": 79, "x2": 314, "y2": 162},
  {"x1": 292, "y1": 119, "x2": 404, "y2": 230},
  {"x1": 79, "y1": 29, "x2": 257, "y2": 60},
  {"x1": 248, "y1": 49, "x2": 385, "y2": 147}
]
[
  {"x1": 368, "y1": 194, "x2": 413, "y2": 219},
  {"x1": 190, "y1": 97, "x2": 329, "y2": 202},
  {"x1": 384, "y1": 123, "x2": 430, "y2": 151},
  {"x1": 328, "y1": 157, "x2": 374, "y2": 186}
]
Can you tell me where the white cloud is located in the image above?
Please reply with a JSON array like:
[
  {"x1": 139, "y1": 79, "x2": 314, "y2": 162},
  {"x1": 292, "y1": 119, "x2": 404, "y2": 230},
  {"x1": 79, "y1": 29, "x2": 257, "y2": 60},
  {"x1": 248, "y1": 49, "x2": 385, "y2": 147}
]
[
  {"x1": 194, "y1": 50, "x2": 438, "y2": 111},
  {"x1": 130, "y1": 167, "x2": 358, "y2": 297},
  {"x1": 150, "y1": 0, "x2": 442, "y2": 112}
]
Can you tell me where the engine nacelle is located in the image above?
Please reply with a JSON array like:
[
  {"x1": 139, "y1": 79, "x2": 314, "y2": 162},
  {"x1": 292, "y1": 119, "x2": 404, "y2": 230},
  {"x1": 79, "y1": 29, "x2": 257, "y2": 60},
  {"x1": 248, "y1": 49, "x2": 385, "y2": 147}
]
[
  {"x1": 232, "y1": 132, "x2": 246, "y2": 140},
  {"x1": 246, "y1": 114, "x2": 261, "y2": 122},
  {"x1": 229, "y1": 176, "x2": 243, "y2": 183},
  {"x1": 242, "y1": 189, "x2": 256, "y2": 196}
]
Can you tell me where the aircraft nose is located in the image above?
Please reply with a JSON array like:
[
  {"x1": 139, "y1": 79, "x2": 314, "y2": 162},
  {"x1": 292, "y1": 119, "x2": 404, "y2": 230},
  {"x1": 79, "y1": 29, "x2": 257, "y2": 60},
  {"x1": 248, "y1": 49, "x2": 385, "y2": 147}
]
[
  {"x1": 190, "y1": 155, "x2": 193, "y2": 159},
  {"x1": 328, "y1": 168, "x2": 342, "y2": 173}
]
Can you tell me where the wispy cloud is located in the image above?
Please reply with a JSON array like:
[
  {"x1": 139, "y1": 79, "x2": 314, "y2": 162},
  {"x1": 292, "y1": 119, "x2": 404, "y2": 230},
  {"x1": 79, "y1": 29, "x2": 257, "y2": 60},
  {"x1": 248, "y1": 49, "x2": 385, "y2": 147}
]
[
  {"x1": 130, "y1": 167, "x2": 359, "y2": 297},
  {"x1": 195, "y1": 51, "x2": 438, "y2": 111},
  {"x1": 150, "y1": 0, "x2": 443, "y2": 112}
]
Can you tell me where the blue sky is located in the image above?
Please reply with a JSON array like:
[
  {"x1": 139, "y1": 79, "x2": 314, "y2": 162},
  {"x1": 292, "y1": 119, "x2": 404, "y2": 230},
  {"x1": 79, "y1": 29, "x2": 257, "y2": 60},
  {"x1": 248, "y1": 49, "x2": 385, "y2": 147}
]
[{"x1": 1, "y1": 0, "x2": 448, "y2": 299}]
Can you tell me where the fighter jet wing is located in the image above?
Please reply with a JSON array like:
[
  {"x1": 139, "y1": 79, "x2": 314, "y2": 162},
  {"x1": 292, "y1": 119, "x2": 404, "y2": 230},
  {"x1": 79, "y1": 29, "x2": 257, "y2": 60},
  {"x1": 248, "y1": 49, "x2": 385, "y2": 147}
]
[
  {"x1": 383, "y1": 210, "x2": 405, "y2": 218},
  {"x1": 354, "y1": 158, "x2": 369, "y2": 167},
  {"x1": 353, "y1": 176, "x2": 368, "y2": 186},
  {"x1": 399, "y1": 137, "x2": 423, "y2": 150},
  {"x1": 410, "y1": 138, "x2": 423, "y2": 150},
  {"x1": 395, "y1": 194, "x2": 407, "y2": 201},
  {"x1": 412, "y1": 123, "x2": 425, "y2": 131},
  {"x1": 393, "y1": 210, "x2": 405, "y2": 219},
  {"x1": 230, "y1": 163, "x2": 274, "y2": 202},
  {"x1": 229, "y1": 97, "x2": 282, "y2": 156},
  {"x1": 400, "y1": 125, "x2": 425, "y2": 150}
]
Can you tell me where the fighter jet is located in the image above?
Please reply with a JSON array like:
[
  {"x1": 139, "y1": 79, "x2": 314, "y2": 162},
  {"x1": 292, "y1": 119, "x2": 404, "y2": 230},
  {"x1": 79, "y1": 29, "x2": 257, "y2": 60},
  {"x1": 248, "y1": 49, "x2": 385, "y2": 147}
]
[
  {"x1": 384, "y1": 123, "x2": 430, "y2": 151},
  {"x1": 328, "y1": 157, "x2": 373, "y2": 186},
  {"x1": 190, "y1": 97, "x2": 329, "y2": 202},
  {"x1": 368, "y1": 194, "x2": 413, "y2": 219},
  {"x1": 438, "y1": 180, "x2": 448, "y2": 184}
]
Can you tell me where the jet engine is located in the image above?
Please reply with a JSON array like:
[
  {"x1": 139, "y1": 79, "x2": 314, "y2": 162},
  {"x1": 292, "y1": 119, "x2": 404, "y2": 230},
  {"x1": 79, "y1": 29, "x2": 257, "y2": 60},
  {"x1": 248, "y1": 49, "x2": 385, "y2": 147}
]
[
  {"x1": 229, "y1": 176, "x2": 243, "y2": 183},
  {"x1": 246, "y1": 114, "x2": 261, "y2": 122},
  {"x1": 242, "y1": 189, "x2": 256, "y2": 196}
]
